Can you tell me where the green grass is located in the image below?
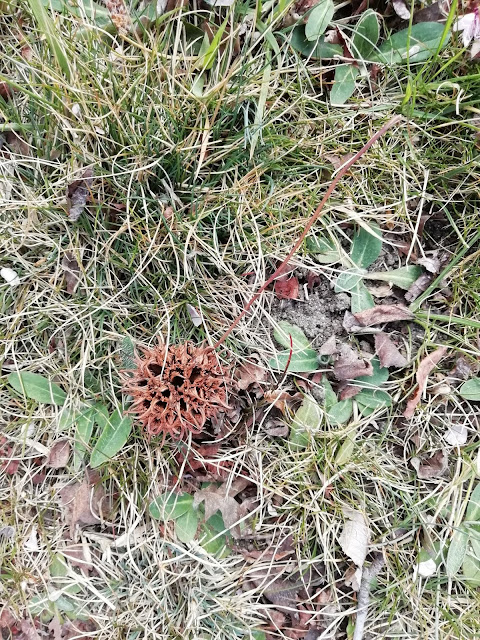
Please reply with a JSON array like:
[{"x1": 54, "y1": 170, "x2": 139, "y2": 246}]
[{"x1": 1, "y1": 0, "x2": 480, "y2": 638}]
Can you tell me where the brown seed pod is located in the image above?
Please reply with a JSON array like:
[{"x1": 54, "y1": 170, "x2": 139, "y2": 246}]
[{"x1": 123, "y1": 342, "x2": 230, "y2": 441}]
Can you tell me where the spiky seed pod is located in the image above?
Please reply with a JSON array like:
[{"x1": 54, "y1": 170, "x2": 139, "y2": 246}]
[{"x1": 123, "y1": 342, "x2": 230, "y2": 441}]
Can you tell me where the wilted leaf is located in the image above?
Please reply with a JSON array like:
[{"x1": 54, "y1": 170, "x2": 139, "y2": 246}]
[
  {"x1": 374, "y1": 332, "x2": 407, "y2": 368},
  {"x1": 334, "y1": 344, "x2": 373, "y2": 381},
  {"x1": 274, "y1": 275, "x2": 299, "y2": 299},
  {"x1": 339, "y1": 507, "x2": 370, "y2": 567},
  {"x1": 305, "y1": 0, "x2": 335, "y2": 41},
  {"x1": 193, "y1": 478, "x2": 250, "y2": 538},
  {"x1": 59, "y1": 469, "x2": 106, "y2": 538},
  {"x1": 8, "y1": 371, "x2": 67, "y2": 406},
  {"x1": 404, "y1": 346, "x2": 448, "y2": 418},
  {"x1": 446, "y1": 526, "x2": 469, "y2": 577},
  {"x1": 61, "y1": 252, "x2": 80, "y2": 294},
  {"x1": 47, "y1": 439, "x2": 71, "y2": 469},
  {"x1": 16, "y1": 620, "x2": 41, "y2": 640},
  {"x1": 274, "y1": 321, "x2": 311, "y2": 351},
  {"x1": 392, "y1": 0, "x2": 411, "y2": 20},
  {"x1": 186, "y1": 303, "x2": 203, "y2": 327},
  {"x1": 68, "y1": 168, "x2": 93, "y2": 222},
  {"x1": 236, "y1": 360, "x2": 268, "y2": 391},
  {"x1": 335, "y1": 428, "x2": 357, "y2": 465},
  {"x1": 354, "y1": 304, "x2": 414, "y2": 326},
  {"x1": 411, "y1": 449, "x2": 448, "y2": 479},
  {"x1": 459, "y1": 378, "x2": 480, "y2": 401},
  {"x1": 351, "y1": 224, "x2": 382, "y2": 270},
  {"x1": 444, "y1": 423, "x2": 468, "y2": 446},
  {"x1": 23, "y1": 526, "x2": 40, "y2": 552},
  {"x1": 355, "y1": 357, "x2": 389, "y2": 387}
]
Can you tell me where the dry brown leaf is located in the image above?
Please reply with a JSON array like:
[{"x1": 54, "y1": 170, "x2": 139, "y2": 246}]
[
  {"x1": 338, "y1": 383, "x2": 361, "y2": 400},
  {"x1": 354, "y1": 304, "x2": 414, "y2": 327},
  {"x1": 448, "y1": 356, "x2": 472, "y2": 382},
  {"x1": 403, "y1": 346, "x2": 448, "y2": 418},
  {"x1": 48, "y1": 618, "x2": 63, "y2": 640},
  {"x1": 319, "y1": 335, "x2": 337, "y2": 356},
  {"x1": 236, "y1": 361, "x2": 268, "y2": 391},
  {"x1": 62, "y1": 252, "x2": 80, "y2": 295},
  {"x1": 374, "y1": 332, "x2": 407, "y2": 369},
  {"x1": 411, "y1": 450, "x2": 448, "y2": 479},
  {"x1": 62, "y1": 543, "x2": 94, "y2": 575},
  {"x1": 334, "y1": 344, "x2": 373, "y2": 381},
  {"x1": 59, "y1": 470, "x2": 106, "y2": 539},
  {"x1": 274, "y1": 275, "x2": 299, "y2": 300},
  {"x1": 17, "y1": 620, "x2": 41, "y2": 640},
  {"x1": 405, "y1": 273, "x2": 432, "y2": 302},
  {"x1": 47, "y1": 439, "x2": 71, "y2": 469},
  {"x1": 324, "y1": 152, "x2": 355, "y2": 171},
  {"x1": 192, "y1": 477, "x2": 251, "y2": 538},
  {"x1": 0, "y1": 609, "x2": 16, "y2": 629},
  {"x1": 338, "y1": 507, "x2": 370, "y2": 568},
  {"x1": 68, "y1": 168, "x2": 93, "y2": 222}
]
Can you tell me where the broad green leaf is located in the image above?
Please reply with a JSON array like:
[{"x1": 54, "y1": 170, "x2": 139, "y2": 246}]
[
  {"x1": 335, "y1": 268, "x2": 367, "y2": 293},
  {"x1": 321, "y1": 375, "x2": 337, "y2": 412},
  {"x1": 446, "y1": 526, "x2": 469, "y2": 577},
  {"x1": 175, "y1": 509, "x2": 199, "y2": 543},
  {"x1": 290, "y1": 26, "x2": 342, "y2": 59},
  {"x1": 463, "y1": 553, "x2": 480, "y2": 585},
  {"x1": 8, "y1": 371, "x2": 66, "y2": 406},
  {"x1": 470, "y1": 527, "x2": 480, "y2": 560},
  {"x1": 355, "y1": 388, "x2": 392, "y2": 410},
  {"x1": 274, "y1": 321, "x2": 311, "y2": 351},
  {"x1": 251, "y1": 632, "x2": 267, "y2": 640},
  {"x1": 373, "y1": 22, "x2": 448, "y2": 65},
  {"x1": 59, "y1": 408, "x2": 77, "y2": 429},
  {"x1": 73, "y1": 406, "x2": 96, "y2": 471},
  {"x1": 199, "y1": 519, "x2": 230, "y2": 557},
  {"x1": 330, "y1": 64, "x2": 359, "y2": 105},
  {"x1": 149, "y1": 492, "x2": 194, "y2": 521},
  {"x1": 327, "y1": 399, "x2": 353, "y2": 425},
  {"x1": 335, "y1": 428, "x2": 357, "y2": 465},
  {"x1": 363, "y1": 265, "x2": 422, "y2": 289},
  {"x1": 290, "y1": 395, "x2": 322, "y2": 450},
  {"x1": 355, "y1": 358, "x2": 389, "y2": 387},
  {"x1": 465, "y1": 484, "x2": 480, "y2": 523},
  {"x1": 90, "y1": 410, "x2": 132, "y2": 468},
  {"x1": 305, "y1": 0, "x2": 335, "y2": 41},
  {"x1": 351, "y1": 9, "x2": 379, "y2": 60},
  {"x1": 459, "y1": 378, "x2": 480, "y2": 401},
  {"x1": 27, "y1": 0, "x2": 71, "y2": 78},
  {"x1": 269, "y1": 349, "x2": 319, "y2": 372},
  {"x1": 306, "y1": 235, "x2": 342, "y2": 264},
  {"x1": 351, "y1": 224, "x2": 382, "y2": 269},
  {"x1": 350, "y1": 279, "x2": 375, "y2": 313},
  {"x1": 50, "y1": 554, "x2": 69, "y2": 579}
]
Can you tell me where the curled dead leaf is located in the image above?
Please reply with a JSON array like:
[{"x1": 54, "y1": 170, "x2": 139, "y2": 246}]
[
  {"x1": 403, "y1": 347, "x2": 448, "y2": 418},
  {"x1": 236, "y1": 360, "x2": 268, "y2": 391},
  {"x1": 411, "y1": 450, "x2": 448, "y2": 479},
  {"x1": 334, "y1": 344, "x2": 373, "y2": 381},
  {"x1": 338, "y1": 507, "x2": 370, "y2": 567},
  {"x1": 59, "y1": 469, "x2": 106, "y2": 539},
  {"x1": 192, "y1": 477, "x2": 251, "y2": 538},
  {"x1": 47, "y1": 439, "x2": 71, "y2": 469},
  {"x1": 61, "y1": 252, "x2": 80, "y2": 294},
  {"x1": 274, "y1": 275, "x2": 299, "y2": 300},
  {"x1": 354, "y1": 304, "x2": 414, "y2": 327}
]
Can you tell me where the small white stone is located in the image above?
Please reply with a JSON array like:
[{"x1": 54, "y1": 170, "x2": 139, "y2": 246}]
[{"x1": 415, "y1": 558, "x2": 437, "y2": 578}]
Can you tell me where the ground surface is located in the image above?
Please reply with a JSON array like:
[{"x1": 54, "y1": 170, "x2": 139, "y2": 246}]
[{"x1": 1, "y1": 1, "x2": 480, "y2": 639}]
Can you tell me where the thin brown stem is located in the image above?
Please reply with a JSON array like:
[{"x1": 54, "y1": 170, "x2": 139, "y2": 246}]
[{"x1": 214, "y1": 115, "x2": 403, "y2": 349}]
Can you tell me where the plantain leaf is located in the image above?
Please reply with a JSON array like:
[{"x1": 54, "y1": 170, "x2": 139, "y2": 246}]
[
  {"x1": 351, "y1": 224, "x2": 382, "y2": 269},
  {"x1": 305, "y1": 0, "x2": 335, "y2": 41},
  {"x1": 459, "y1": 378, "x2": 480, "y2": 402},
  {"x1": 274, "y1": 321, "x2": 311, "y2": 351},
  {"x1": 175, "y1": 509, "x2": 199, "y2": 543},
  {"x1": 90, "y1": 409, "x2": 132, "y2": 468},
  {"x1": 446, "y1": 526, "x2": 469, "y2": 577},
  {"x1": 269, "y1": 349, "x2": 319, "y2": 372},
  {"x1": 330, "y1": 64, "x2": 359, "y2": 105},
  {"x1": 149, "y1": 492, "x2": 194, "y2": 521},
  {"x1": 363, "y1": 265, "x2": 422, "y2": 290},
  {"x1": 8, "y1": 371, "x2": 66, "y2": 406}
]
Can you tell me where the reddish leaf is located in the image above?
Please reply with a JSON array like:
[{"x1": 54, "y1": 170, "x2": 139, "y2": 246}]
[
  {"x1": 374, "y1": 332, "x2": 407, "y2": 368},
  {"x1": 334, "y1": 344, "x2": 373, "y2": 381},
  {"x1": 274, "y1": 275, "x2": 299, "y2": 300},
  {"x1": 17, "y1": 619, "x2": 41, "y2": 640},
  {"x1": 354, "y1": 304, "x2": 414, "y2": 326},
  {"x1": 403, "y1": 347, "x2": 448, "y2": 418},
  {"x1": 47, "y1": 439, "x2": 70, "y2": 469}
]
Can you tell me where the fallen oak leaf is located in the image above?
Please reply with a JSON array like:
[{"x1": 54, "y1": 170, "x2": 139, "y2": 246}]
[
  {"x1": 334, "y1": 344, "x2": 373, "y2": 381},
  {"x1": 374, "y1": 332, "x2": 407, "y2": 368},
  {"x1": 354, "y1": 304, "x2": 413, "y2": 326},
  {"x1": 411, "y1": 449, "x2": 448, "y2": 479},
  {"x1": 192, "y1": 477, "x2": 251, "y2": 538},
  {"x1": 47, "y1": 439, "x2": 71, "y2": 469},
  {"x1": 403, "y1": 346, "x2": 448, "y2": 418}
]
